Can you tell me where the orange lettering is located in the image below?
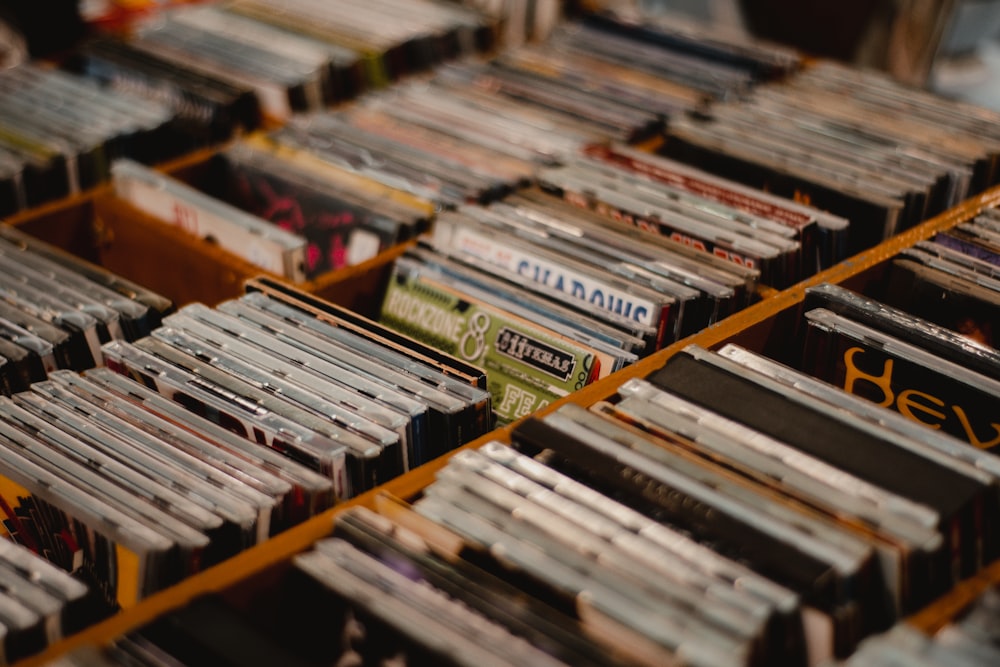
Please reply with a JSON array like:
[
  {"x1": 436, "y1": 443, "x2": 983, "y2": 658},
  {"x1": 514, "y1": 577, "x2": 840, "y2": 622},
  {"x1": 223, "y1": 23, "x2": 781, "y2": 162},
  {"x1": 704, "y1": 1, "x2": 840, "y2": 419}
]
[
  {"x1": 843, "y1": 347, "x2": 894, "y2": 408},
  {"x1": 897, "y1": 390, "x2": 946, "y2": 429},
  {"x1": 952, "y1": 405, "x2": 1000, "y2": 450}
]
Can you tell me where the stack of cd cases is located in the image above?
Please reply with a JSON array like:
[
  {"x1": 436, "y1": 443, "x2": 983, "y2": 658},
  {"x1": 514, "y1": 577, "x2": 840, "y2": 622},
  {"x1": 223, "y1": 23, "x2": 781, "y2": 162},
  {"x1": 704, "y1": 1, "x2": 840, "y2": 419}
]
[
  {"x1": 786, "y1": 203, "x2": 1000, "y2": 453},
  {"x1": 416, "y1": 8, "x2": 802, "y2": 147},
  {"x1": 0, "y1": 200, "x2": 509, "y2": 616},
  {"x1": 108, "y1": 143, "x2": 431, "y2": 283},
  {"x1": 881, "y1": 210, "x2": 1000, "y2": 352},
  {"x1": 252, "y1": 339, "x2": 997, "y2": 665},
  {"x1": 67, "y1": 0, "x2": 498, "y2": 134},
  {"x1": 0, "y1": 539, "x2": 98, "y2": 665},
  {"x1": 0, "y1": 224, "x2": 172, "y2": 394},
  {"x1": 268, "y1": 92, "x2": 602, "y2": 206},
  {"x1": 99, "y1": 277, "x2": 492, "y2": 502},
  {"x1": 796, "y1": 284, "x2": 1000, "y2": 457},
  {"x1": 539, "y1": 145, "x2": 849, "y2": 282},
  {"x1": 55, "y1": 0, "x2": 801, "y2": 170},
  {"x1": 50, "y1": 339, "x2": 1000, "y2": 667},
  {"x1": 0, "y1": 363, "x2": 336, "y2": 612},
  {"x1": 662, "y1": 61, "x2": 1000, "y2": 256},
  {"x1": 578, "y1": 9, "x2": 803, "y2": 89},
  {"x1": 376, "y1": 185, "x2": 764, "y2": 424},
  {"x1": 0, "y1": 275, "x2": 494, "y2": 616},
  {"x1": 0, "y1": 64, "x2": 177, "y2": 217},
  {"x1": 31, "y1": 326, "x2": 1000, "y2": 665}
]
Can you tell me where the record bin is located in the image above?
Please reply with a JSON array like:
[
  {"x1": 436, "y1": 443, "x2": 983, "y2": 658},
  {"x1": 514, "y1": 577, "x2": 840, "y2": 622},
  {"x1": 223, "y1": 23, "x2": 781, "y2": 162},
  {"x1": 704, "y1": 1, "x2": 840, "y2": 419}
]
[{"x1": 11, "y1": 179, "x2": 1000, "y2": 667}]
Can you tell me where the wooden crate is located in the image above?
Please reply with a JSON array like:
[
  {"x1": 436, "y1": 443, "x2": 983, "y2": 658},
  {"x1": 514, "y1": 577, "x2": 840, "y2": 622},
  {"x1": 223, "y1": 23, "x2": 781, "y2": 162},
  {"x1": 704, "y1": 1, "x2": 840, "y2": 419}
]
[{"x1": 16, "y1": 184, "x2": 1000, "y2": 666}]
